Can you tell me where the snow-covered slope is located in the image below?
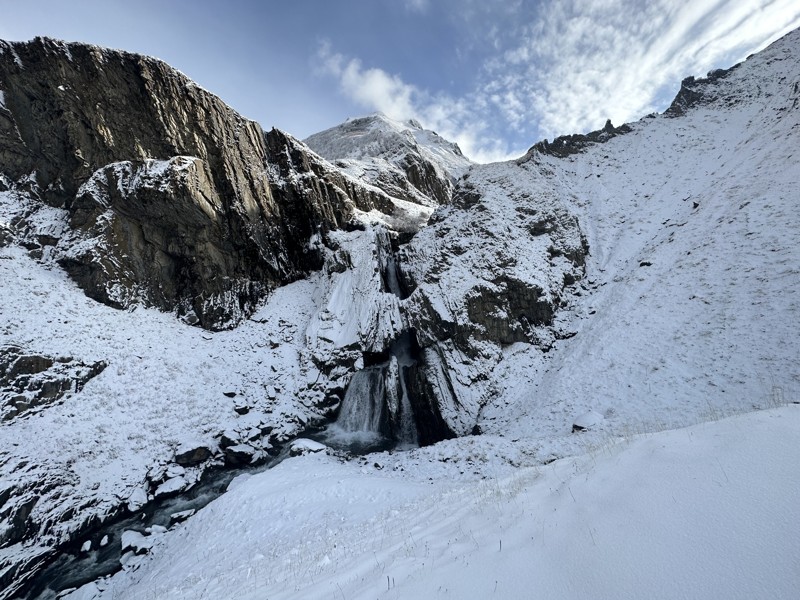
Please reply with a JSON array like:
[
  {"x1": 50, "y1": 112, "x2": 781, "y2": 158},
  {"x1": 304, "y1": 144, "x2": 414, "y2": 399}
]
[
  {"x1": 64, "y1": 406, "x2": 800, "y2": 600},
  {"x1": 398, "y1": 25, "x2": 800, "y2": 449},
  {"x1": 305, "y1": 112, "x2": 472, "y2": 207}
]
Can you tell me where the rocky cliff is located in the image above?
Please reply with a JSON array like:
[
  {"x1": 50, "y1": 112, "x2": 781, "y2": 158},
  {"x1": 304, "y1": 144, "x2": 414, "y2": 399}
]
[{"x1": 0, "y1": 37, "x2": 397, "y2": 329}]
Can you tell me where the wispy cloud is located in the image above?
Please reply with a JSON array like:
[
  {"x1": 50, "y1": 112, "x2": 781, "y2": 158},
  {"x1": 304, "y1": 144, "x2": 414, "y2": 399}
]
[
  {"x1": 402, "y1": 0, "x2": 430, "y2": 13},
  {"x1": 491, "y1": 0, "x2": 800, "y2": 140},
  {"x1": 315, "y1": 0, "x2": 800, "y2": 162},
  {"x1": 316, "y1": 42, "x2": 516, "y2": 163}
]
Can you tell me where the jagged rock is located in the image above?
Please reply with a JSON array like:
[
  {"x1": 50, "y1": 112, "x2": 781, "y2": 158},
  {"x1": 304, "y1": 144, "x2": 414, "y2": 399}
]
[
  {"x1": 0, "y1": 345, "x2": 106, "y2": 421},
  {"x1": 665, "y1": 66, "x2": 737, "y2": 116},
  {"x1": 522, "y1": 119, "x2": 633, "y2": 160},
  {"x1": 0, "y1": 495, "x2": 37, "y2": 547}
]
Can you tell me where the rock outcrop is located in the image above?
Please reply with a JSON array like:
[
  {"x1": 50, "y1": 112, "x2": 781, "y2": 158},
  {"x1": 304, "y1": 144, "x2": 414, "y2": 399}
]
[
  {"x1": 0, "y1": 37, "x2": 396, "y2": 329},
  {"x1": 522, "y1": 119, "x2": 632, "y2": 160},
  {"x1": 0, "y1": 345, "x2": 106, "y2": 421},
  {"x1": 397, "y1": 162, "x2": 588, "y2": 439}
]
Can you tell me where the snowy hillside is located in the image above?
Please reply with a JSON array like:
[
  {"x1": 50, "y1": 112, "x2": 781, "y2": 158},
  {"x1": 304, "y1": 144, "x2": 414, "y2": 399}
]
[
  {"x1": 1, "y1": 26, "x2": 799, "y2": 600},
  {"x1": 62, "y1": 406, "x2": 800, "y2": 600}
]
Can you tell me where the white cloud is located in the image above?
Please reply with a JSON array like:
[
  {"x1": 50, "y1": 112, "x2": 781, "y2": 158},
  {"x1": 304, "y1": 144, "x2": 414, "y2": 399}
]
[
  {"x1": 316, "y1": 42, "x2": 518, "y2": 163},
  {"x1": 315, "y1": 1, "x2": 800, "y2": 161},
  {"x1": 483, "y1": 0, "x2": 800, "y2": 139},
  {"x1": 402, "y1": 0, "x2": 429, "y2": 13}
]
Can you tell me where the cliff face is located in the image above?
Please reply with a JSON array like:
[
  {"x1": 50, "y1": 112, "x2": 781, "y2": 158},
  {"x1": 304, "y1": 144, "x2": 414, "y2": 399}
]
[{"x1": 0, "y1": 37, "x2": 393, "y2": 329}]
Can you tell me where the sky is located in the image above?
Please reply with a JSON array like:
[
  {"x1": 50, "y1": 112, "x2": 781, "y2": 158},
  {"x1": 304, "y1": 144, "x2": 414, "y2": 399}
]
[{"x1": 2, "y1": 0, "x2": 799, "y2": 162}]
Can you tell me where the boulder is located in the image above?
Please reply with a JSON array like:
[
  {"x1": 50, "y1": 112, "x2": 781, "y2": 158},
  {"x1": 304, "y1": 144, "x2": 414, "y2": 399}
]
[
  {"x1": 120, "y1": 530, "x2": 152, "y2": 555},
  {"x1": 174, "y1": 443, "x2": 214, "y2": 466},
  {"x1": 289, "y1": 439, "x2": 327, "y2": 456},
  {"x1": 224, "y1": 444, "x2": 256, "y2": 466}
]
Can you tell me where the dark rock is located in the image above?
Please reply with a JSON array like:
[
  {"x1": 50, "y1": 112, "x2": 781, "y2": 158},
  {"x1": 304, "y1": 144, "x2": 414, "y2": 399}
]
[
  {"x1": 0, "y1": 495, "x2": 38, "y2": 547},
  {"x1": 1, "y1": 345, "x2": 106, "y2": 421},
  {"x1": 664, "y1": 65, "x2": 737, "y2": 117},
  {"x1": 174, "y1": 444, "x2": 213, "y2": 466},
  {"x1": 0, "y1": 38, "x2": 400, "y2": 330},
  {"x1": 224, "y1": 443, "x2": 256, "y2": 466},
  {"x1": 521, "y1": 119, "x2": 633, "y2": 160}
]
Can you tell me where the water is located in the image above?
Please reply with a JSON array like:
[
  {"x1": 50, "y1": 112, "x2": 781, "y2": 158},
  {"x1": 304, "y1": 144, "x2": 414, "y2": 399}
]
[
  {"x1": 314, "y1": 332, "x2": 420, "y2": 454},
  {"x1": 21, "y1": 460, "x2": 277, "y2": 600}
]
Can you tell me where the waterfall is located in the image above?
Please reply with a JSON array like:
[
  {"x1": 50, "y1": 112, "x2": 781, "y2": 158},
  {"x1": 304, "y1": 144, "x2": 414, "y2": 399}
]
[
  {"x1": 313, "y1": 230, "x2": 421, "y2": 454},
  {"x1": 392, "y1": 333, "x2": 419, "y2": 448},
  {"x1": 335, "y1": 367, "x2": 386, "y2": 433}
]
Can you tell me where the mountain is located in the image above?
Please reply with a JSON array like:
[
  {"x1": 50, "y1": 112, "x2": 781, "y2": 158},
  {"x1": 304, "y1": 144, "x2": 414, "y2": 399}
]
[
  {"x1": 305, "y1": 112, "x2": 472, "y2": 209},
  {"x1": 1, "y1": 28, "x2": 799, "y2": 599}
]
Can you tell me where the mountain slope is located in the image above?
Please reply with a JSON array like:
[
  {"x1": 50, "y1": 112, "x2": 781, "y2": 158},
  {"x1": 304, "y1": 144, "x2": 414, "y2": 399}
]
[{"x1": 399, "y1": 26, "x2": 800, "y2": 445}]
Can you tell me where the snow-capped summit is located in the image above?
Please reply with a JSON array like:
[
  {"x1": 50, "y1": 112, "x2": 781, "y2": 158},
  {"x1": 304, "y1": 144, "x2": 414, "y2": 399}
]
[{"x1": 305, "y1": 112, "x2": 472, "y2": 207}]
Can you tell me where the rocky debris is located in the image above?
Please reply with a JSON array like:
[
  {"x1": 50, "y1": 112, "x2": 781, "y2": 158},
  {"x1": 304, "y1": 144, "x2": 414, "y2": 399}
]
[
  {"x1": 572, "y1": 411, "x2": 604, "y2": 432},
  {"x1": 522, "y1": 119, "x2": 633, "y2": 160},
  {"x1": 0, "y1": 345, "x2": 106, "y2": 421}
]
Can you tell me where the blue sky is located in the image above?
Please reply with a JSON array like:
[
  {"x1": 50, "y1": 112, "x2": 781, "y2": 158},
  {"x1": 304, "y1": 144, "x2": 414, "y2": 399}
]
[{"x1": 2, "y1": 0, "x2": 799, "y2": 161}]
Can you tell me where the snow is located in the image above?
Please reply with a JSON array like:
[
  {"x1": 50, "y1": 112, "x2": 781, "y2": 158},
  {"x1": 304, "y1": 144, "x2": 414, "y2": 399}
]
[{"x1": 67, "y1": 406, "x2": 800, "y2": 599}]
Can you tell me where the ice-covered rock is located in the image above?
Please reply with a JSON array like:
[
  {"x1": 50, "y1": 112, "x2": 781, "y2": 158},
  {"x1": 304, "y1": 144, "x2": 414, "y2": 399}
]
[{"x1": 289, "y1": 439, "x2": 327, "y2": 456}]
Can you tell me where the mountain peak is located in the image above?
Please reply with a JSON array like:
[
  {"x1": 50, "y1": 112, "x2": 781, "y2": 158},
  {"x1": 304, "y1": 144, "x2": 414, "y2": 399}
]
[{"x1": 305, "y1": 113, "x2": 471, "y2": 207}]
